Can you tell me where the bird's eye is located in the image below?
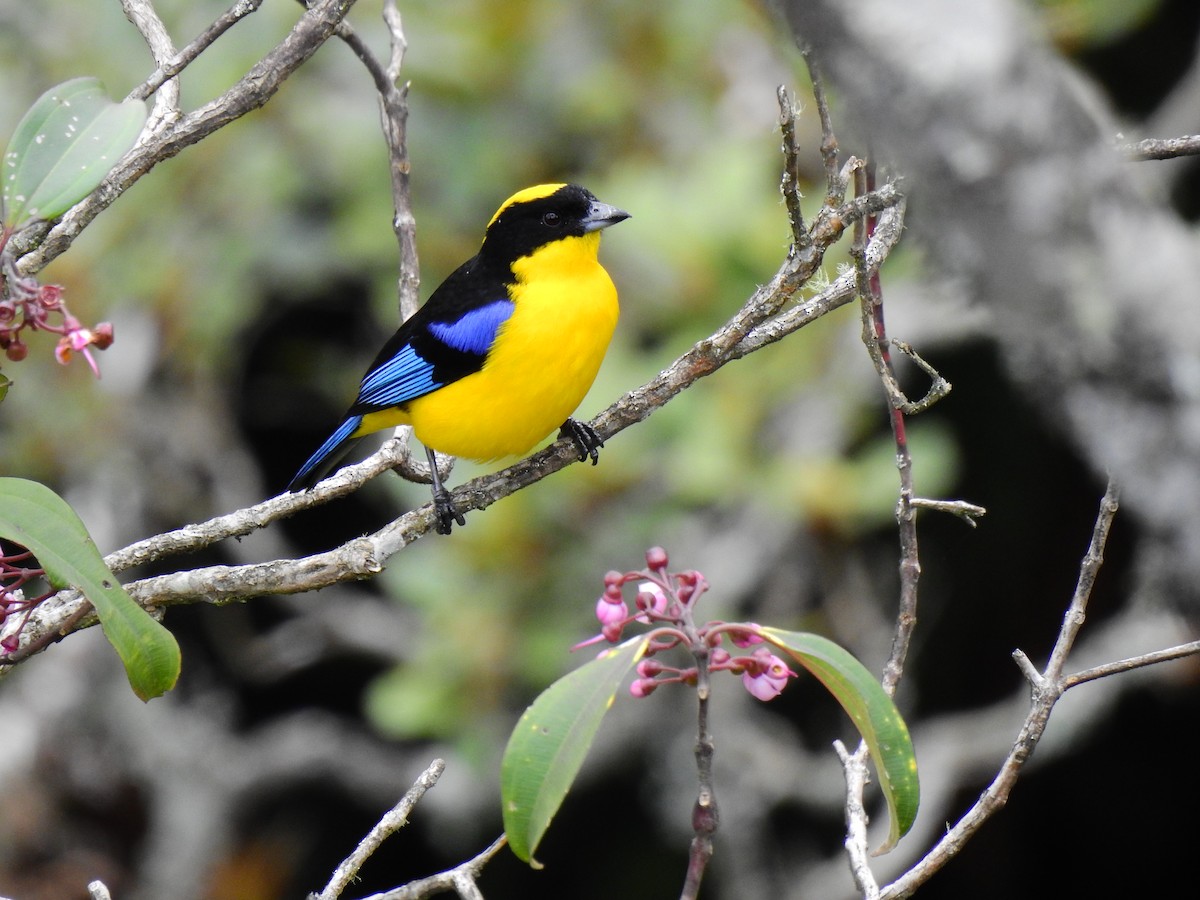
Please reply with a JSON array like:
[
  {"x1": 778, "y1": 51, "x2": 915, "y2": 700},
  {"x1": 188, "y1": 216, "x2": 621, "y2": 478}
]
[{"x1": 541, "y1": 212, "x2": 561, "y2": 227}]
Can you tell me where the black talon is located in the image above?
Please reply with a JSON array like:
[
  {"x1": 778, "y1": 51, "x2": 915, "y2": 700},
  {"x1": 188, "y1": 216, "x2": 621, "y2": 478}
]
[
  {"x1": 559, "y1": 418, "x2": 604, "y2": 465},
  {"x1": 433, "y1": 487, "x2": 466, "y2": 535},
  {"x1": 425, "y1": 446, "x2": 466, "y2": 534}
]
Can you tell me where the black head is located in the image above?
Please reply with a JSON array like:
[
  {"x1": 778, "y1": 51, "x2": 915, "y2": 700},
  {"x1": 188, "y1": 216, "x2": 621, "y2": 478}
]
[{"x1": 479, "y1": 183, "x2": 629, "y2": 264}]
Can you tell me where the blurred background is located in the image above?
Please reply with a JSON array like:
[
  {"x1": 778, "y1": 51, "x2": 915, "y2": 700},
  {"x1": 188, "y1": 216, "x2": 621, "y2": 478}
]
[{"x1": 1, "y1": 0, "x2": 1199, "y2": 897}]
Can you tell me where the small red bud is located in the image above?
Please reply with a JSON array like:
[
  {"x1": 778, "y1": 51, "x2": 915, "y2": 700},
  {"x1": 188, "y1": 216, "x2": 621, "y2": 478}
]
[
  {"x1": 92, "y1": 322, "x2": 114, "y2": 349},
  {"x1": 5, "y1": 340, "x2": 27, "y2": 362},
  {"x1": 603, "y1": 569, "x2": 624, "y2": 588},
  {"x1": 645, "y1": 546, "x2": 668, "y2": 570},
  {"x1": 637, "y1": 659, "x2": 662, "y2": 677}
]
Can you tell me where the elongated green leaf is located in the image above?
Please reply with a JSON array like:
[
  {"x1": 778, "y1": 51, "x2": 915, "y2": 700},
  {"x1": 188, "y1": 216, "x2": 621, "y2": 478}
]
[
  {"x1": 501, "y1": 636, "x2": 648, "y2": 863},
  {"x1": 0, "y1": 477, "x2": 180, "y2": 700},
  {"x1": 3, "y1": 77, "x2": 146, "y2": 226},
  {"x1": 760, "y1": 628, "x2": 919, "y2": 853}
]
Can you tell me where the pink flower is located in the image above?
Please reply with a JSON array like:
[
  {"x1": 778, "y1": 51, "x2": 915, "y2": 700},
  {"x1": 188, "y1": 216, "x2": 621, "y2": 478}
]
[
  {"x1": 594, "y1": 594, "x2": 629, "y2": 627},
  {"x1": 741, "y1": 648, "x2": 796, "y2": 701},
  {"x1": 54, "y1": 317, "x2": 112, "y2": 378}
]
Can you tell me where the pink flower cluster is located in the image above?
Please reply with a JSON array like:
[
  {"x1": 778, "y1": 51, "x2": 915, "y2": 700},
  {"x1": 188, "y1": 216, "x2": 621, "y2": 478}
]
[
  {"x1": 581, "y1": 547, "x2": 797, "y2": 702},
  {"x1": 1, "y1": 258, "x2": 113, "y2": 377}
]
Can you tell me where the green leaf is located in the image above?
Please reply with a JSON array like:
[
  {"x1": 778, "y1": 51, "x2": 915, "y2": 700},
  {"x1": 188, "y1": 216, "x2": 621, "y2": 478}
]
[
  {"x1": 0, "y1": 370, "x2": 10, "y2": 403},
  {"x1": 501, "y1": 636, "x2": 648, "y2": 864},
  {"x1": 759, "y1": 628, "x2": 919, "y2": 853},
  {"x1": 0, "y1": 477, "x2": 180, "y2": 700},
  {"x1": 3, "y1": 77, "x2": 146, "y2": 227}
]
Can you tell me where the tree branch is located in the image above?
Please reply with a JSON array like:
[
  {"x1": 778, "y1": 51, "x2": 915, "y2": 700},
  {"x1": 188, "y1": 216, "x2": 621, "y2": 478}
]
[
  {"x1": 312, "y1": 759, "x2": 447, "y2": 900},
  {"x1": 11, "y1": 0, "x2": 359, "y2": 276}
]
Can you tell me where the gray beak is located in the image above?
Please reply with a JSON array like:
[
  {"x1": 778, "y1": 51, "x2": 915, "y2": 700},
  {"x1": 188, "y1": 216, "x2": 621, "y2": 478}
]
[{"x1": 581, "y1": 200, "x2": 631, "y2": 233}]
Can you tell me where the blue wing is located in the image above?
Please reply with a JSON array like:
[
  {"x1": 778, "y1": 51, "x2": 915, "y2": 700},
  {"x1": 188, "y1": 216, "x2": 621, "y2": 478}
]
[
  {"x1": 357, "y1": 343, "x2": 441, "y2": 406},
  {"x1": 427, "y1": 300, "x2": 514, "y2": 355},
  {"x1": 289, "y1": 297, "x2": 514, "y2": 492},
  {"x1": 355, "y1": 299, "x2": 514, "y2": 408}
]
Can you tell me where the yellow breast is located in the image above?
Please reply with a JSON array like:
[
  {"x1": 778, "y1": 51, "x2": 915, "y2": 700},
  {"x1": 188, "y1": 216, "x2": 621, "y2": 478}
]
[{"x1": 407, "y1": 232, "x2": 619, "y2": 460}]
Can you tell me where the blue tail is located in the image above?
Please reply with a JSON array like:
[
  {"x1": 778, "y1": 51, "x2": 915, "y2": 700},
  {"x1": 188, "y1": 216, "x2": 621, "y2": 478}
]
[{"x1": 288, "y1": 415, "x2": 364, "y2": 492}]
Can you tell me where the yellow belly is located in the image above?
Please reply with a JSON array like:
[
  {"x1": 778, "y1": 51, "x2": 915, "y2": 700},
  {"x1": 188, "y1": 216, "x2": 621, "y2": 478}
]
[{"x1": 406, "y1": 242, "x2": 618, "y2": 460}]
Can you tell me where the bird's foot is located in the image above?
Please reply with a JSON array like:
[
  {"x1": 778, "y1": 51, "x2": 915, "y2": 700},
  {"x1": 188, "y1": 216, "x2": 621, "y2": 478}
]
[
  {"x1": 559, "y1": 418, "x2": 603, "y2": 465},
  {"x1": 433, "y1": 485, "x2": 466, "y2": 535}
]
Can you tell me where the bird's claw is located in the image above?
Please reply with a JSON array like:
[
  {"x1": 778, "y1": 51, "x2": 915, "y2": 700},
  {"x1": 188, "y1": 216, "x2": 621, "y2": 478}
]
[
  {"x1": 559, "y1": 418, "x2": 603, "y2": 465},
  {"x1": 433, "y1": 486, "x2": 466, "y2": 535}
]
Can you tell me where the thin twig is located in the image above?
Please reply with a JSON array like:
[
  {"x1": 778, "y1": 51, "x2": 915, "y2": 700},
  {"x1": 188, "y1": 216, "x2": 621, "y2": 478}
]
[
  {"x1": 801, "y1": 49, "x2": 841, "y2": 200},
  {"x1": 908, "y1": 498, "x2": 987, "y2": 527},
  {"x1": 127, "y1": 0, "x2": 267, "y2": 102},
  {"x1": 681, "y1": 630, "x2": 718, "y2": 900},
  {"x1": 1119, "y1": 134, "x2": 1200, "y2": 161},
  {"x1": 312, "y1": 759, "x2": 447, "y2": 900},
  {"x1": 1062, "y1": 639, "x2": 1200, "y2": 689},
  {"x1": 834, "y1": 741, "x2": 880, "y2": 900},
  {"x1": 852, "y1": 160, "x2": 918, "y2": 698},
  {"x1": 354, "y1": 836, "x2": 508, "y2": 900},
  {"x1": 889, "y1": 340, "x2": 952, "y2": 414},
  {"x1": 776, "y1": 85, "x2": 809, "y2": 247}
]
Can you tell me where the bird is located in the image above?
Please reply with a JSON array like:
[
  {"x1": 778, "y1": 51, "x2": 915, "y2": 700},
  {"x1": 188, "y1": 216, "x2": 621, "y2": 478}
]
[{"x1": 288, "y1": 182, "x2": 629, "y2": 534}]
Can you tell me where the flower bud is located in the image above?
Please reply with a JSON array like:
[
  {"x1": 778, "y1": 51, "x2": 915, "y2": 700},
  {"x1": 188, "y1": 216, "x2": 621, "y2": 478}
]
[
  {"x1": 595, "y1": 595, "x2": 628, "y2": 627},
  {"x1": 629, "y1": 678, "x2": 658, "y2": 698},
  {"x1": 729, "y1": 627, "x2": 765, "y2": 648},
  {"x1": 636, "y1": 658, "x2": 662, "y2": 678},
  {"x1": 92, "y1": 322, "x2": 114, "y2": 349},
  {"x1": 645, "y1": 546, "x2": 668, "y2": 570},
  {"x1": 634, "y1": 581, "x2": 668, "y2": 622},
  {"x1": 601, "y1": 621, "x2": 625, "y2": 643}
]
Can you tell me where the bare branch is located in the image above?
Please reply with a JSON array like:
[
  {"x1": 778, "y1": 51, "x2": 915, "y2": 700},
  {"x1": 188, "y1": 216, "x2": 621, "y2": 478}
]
[
  {"x1": 127, "y1": 0, "x2": 267, "y2": 102},
  {"x1": 776, "y1": 85, "x2": 809, "y2": 246},
  {"x1": 908, "y1": 498, "x2": 987, "y2": 527},
  {"x1": 800, "y1": 49, "x2": 842, "y2": 200},
  {"x1": 313, "y1": 759, "x2": 447, "y2": 900},
  {"x1": 1062, "y1": 639, "x2": 1200, "y2": 689},
  {"x1": 852, "y1": 162, "x2": 919, "y2": 698},
  {"x1": 120, "y1": 0, "x2": 182, "y2": 129},
  {"x1": 1119, "y1": 134, "x2": 1200, "y2": 161},
  {"x1": 353, "y1": 836, "x2": 508, "y2": 900},
  {"x1": 834, "y1": 741, "x2": 881, "y2": 900}
]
